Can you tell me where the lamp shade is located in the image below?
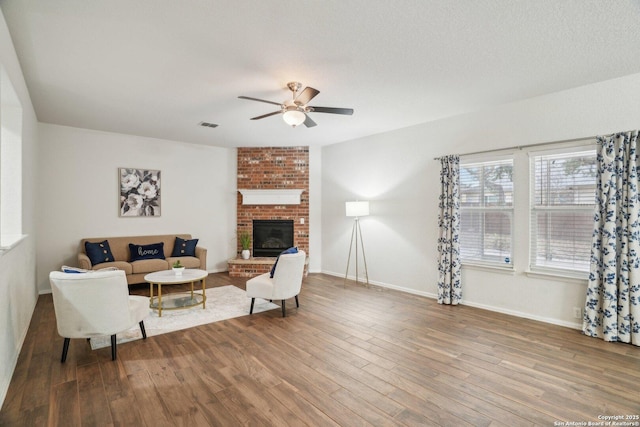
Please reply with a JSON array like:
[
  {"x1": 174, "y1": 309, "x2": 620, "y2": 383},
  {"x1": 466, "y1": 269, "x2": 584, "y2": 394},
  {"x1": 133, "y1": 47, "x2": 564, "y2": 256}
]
[
  {"x1": 283, "y1": 110, "x2": 306, "y2": 127},
  {"x1": 345, "y1": 201, "x2": 369, "y2": 217}
]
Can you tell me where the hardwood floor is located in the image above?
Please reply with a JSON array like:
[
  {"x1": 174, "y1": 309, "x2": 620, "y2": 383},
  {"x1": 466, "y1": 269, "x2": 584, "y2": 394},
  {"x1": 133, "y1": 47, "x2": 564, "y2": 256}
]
[{"x1": 1, "y1": 273, "x2": 639, "y2": 426}]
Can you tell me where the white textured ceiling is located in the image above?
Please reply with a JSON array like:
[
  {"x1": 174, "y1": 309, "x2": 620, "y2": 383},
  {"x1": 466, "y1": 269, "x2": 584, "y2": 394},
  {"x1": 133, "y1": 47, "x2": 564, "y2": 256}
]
[{"x1": 2, "y1": 0, "x2": 640, "y2": 148}]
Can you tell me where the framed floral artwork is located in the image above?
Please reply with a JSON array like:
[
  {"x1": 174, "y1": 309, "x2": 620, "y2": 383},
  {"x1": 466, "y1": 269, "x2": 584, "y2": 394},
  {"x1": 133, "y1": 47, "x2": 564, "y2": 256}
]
[{"x1": 119, "y1": 168, "x2": 161, "y2": 217}]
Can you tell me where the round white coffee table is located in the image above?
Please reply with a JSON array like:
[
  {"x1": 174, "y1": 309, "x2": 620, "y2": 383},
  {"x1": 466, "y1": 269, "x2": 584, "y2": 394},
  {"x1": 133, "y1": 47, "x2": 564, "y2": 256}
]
[{"x1": 144, "y1": 269, "x2": 208, "y2": 317}]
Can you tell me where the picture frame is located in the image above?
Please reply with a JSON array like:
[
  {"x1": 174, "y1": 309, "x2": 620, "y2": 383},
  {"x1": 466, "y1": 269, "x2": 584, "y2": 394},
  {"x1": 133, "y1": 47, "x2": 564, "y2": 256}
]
[{"x1": 119, "y1": 168, "x2": 161, "y2": 217}]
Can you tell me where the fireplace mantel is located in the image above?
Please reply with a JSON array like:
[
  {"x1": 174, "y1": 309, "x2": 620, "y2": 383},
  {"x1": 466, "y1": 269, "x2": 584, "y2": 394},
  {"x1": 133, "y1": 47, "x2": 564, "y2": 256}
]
[{"x1": 238, "y1": 189, "x2": 304, "y2": 205}]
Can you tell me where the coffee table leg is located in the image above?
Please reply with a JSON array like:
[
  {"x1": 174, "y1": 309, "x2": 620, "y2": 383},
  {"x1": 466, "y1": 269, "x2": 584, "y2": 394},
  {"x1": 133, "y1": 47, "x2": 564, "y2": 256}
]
[
  {"x1": 158, "y1": 283, "x2": 162, "y2": 317},
  {"x1": 202, "y1": 278, "x2": 206, "y2": 309}
]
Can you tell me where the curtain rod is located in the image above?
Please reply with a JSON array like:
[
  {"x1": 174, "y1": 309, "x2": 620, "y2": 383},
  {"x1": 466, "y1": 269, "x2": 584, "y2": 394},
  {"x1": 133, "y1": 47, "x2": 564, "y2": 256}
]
[{"x1": 433, "y1": 135, "x2": 597, "y2": 160}]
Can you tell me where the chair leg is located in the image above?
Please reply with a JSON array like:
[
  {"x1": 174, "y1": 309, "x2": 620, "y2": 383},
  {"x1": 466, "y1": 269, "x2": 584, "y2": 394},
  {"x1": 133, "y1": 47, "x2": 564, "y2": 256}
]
[
  {"x1": 250, "y1": 298, "x2": 255, "y2": 314},
  {"x1": 61, "y1": 338, "x2": 70, "y2": 363},
  {"x1": 295, "y1": 295, "x2": 299, "y2": 308},
  {"x1": 281, "y1": 299, "x2": 286, "y2": 317},
  {"x1": 139, "y1": 321, "x2": 147, "y2": 339},
  {"x1": 110, "y1": 335, "x2": 117, "y2": 361}
]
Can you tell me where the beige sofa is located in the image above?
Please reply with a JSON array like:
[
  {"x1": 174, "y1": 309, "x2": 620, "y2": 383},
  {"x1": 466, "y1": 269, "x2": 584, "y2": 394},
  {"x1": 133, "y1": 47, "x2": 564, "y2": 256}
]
[{"x1": 78, "y1": 234, "x2": 207, "y2": 285}]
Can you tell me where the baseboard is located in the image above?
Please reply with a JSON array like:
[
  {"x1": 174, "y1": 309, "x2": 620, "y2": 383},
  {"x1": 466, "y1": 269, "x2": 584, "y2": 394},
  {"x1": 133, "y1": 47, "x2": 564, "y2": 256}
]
[
  {"x1": 322, "y1": 270, "x2": 438, "y2": 299},
  {"x1": 459, "y1": 300, "x2": 582, "y2": 330},
  {"x1": 321, "y1": 270, "x2": 582, "y2": 330}
]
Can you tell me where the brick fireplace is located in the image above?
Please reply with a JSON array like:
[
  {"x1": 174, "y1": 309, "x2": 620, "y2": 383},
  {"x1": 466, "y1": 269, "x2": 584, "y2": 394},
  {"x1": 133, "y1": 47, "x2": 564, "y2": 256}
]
[{"x1": 229, "y1": 146, "x2": 309, "y2": 277}]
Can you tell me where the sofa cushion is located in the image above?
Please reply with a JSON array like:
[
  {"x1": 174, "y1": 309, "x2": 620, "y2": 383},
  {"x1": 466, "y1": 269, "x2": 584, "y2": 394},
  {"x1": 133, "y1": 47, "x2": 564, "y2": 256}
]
[
  {"x1": 129, "y1": 242, "x2": 165, "y2": 262},
  {"x1": 171, "y1": 237, "x2": 199, "y2": 257},
  {"x1": 85, "y1": 240, "x2": 115, "y2": 266},
  {"x1": 131, "y1": 259, "x2": 169, "y2": 274}
]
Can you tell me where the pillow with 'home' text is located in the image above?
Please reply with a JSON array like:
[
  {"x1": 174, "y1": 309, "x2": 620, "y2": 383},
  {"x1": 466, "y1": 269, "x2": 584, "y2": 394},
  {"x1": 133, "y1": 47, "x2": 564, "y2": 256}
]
[{"x1": 129, "y1": 242, "x2": 165, "y2": 262}]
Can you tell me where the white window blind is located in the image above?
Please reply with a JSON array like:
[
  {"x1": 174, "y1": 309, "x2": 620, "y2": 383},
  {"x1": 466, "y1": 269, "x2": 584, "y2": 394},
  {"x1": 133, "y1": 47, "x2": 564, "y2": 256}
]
[
  {"x1": 460, "y1": 159, "x2": 514, "y2": 267},
  {"x1": 530, "y1": 150, "x2": 596, "y2": 276}
]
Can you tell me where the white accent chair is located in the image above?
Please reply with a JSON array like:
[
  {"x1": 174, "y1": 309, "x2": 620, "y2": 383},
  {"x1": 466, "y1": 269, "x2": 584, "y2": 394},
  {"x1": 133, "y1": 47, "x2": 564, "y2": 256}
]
[
  {"x1": 246, "y1": 250, "x2": 306, "y2": 317},
  {"x1": 49, "y1": 270, "x2": 149, "y2": 362}
]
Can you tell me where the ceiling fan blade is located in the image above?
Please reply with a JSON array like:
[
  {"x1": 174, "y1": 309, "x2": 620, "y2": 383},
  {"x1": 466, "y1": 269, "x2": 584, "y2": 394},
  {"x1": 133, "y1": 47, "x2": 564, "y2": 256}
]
[
  {"x1": 294, "y1": 87, "x2": 320, "y2": 105},
  {"x1": 309, "y1": 106, "x2": 354, "y2": 115},
  {"x1": 250, "y1": 111, "x2": 282, "y2": 120},
  {"x1": 238, "y1": 96, "x2": 282, "y2": 106},
  {"x1": 303, "y1": 114, "x2": 317, "y2": 128}
]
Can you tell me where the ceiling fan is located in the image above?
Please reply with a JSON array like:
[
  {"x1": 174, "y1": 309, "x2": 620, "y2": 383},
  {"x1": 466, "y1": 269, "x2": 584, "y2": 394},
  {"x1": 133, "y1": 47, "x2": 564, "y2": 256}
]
[{"x1": 238, "y1": 82, "x2": 354, "y2": 128}]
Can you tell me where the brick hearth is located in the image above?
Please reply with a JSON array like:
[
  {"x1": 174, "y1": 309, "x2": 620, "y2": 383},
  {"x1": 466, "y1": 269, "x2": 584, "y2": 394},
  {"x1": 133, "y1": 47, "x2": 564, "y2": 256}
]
[{"x1": 228, "y1": 257, "x2": 277, "y2": 278}]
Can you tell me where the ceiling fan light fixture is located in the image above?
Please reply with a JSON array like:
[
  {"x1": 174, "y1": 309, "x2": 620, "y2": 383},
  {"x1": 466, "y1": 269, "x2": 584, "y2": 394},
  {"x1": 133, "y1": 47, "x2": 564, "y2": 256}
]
[
  {"x1": 239, "y1": 82, "x2": 354, "y2": 128},
  {"x1": 283, "y1": 109, "x2": 306, "y2": 127}
]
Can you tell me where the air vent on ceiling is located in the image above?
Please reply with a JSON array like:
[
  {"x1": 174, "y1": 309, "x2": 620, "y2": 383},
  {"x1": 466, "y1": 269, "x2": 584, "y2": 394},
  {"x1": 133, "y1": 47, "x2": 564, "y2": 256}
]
[{"x1": 199, "y1": 121, "x2": 219, "y2": 128}]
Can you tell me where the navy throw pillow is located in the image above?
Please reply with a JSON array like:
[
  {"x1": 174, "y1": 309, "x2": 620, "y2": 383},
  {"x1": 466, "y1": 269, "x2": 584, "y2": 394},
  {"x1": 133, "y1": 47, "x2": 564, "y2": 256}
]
[
  {"x1": 129, "y1": 242, "x2": 165, "y2": 262},
  {"x1": 85, "y1": 240, "x2": 115, "y2": 266},
  {"x1": 171, "y1": 237, "x2": 199, "y2": 257},
  {"x1": 270, "y1": 246, "x2": 298, "y2": 278}
]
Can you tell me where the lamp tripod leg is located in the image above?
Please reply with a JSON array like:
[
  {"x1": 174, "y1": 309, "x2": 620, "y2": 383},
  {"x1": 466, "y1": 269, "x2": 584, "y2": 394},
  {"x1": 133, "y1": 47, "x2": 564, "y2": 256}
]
[
  {"x1": 357, "y1": 219, "x2": 369, "y2": 287},
  {"x1": 344, "y1": 220, "x2": 357, "y2": 287},
  {"x1": 355, "y1": 221, "x2": 359, "y2": 284}
]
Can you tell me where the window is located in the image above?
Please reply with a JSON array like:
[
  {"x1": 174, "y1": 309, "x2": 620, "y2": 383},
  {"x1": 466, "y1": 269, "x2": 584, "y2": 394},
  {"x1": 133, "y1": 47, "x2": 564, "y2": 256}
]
[
  {"x1": 530, "y1": 149, "x2": 596, "y2": 276},
  {"x1": 460, "y1": 158, "x2": 514, "y2": 267}
]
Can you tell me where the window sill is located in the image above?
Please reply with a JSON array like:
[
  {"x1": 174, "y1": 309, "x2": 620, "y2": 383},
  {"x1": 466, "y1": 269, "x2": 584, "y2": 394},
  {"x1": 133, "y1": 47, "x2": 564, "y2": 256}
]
[
  {"x1": 525, "y1": 269, "x2": 588, "y2": 285},
  {"x1": 0, "y1": 234, "x2": 28, "y2": 255},
  {"x1": 462, "y1": 262, "x2": 515, "y2": 275}
]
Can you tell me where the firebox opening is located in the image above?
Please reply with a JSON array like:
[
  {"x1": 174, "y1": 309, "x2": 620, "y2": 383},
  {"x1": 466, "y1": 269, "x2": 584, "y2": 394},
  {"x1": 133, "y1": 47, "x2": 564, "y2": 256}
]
[{"x1": 252, "y1": 220, "x2": 294, "y2": 257}]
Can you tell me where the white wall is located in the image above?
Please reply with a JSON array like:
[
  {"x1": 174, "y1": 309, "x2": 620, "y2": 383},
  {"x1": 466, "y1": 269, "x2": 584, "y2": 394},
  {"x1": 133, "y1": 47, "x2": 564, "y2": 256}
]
[
  {"x1": 36, "y1": 123, "x2": 237, "y2": 293},
  {"x1": 308, "y1": 145, "x2": 322, "y2": 273},
  {"x1": 322, "y1": 72, "x2": 640, "y2": 328},
  {"x1": 0, "y1": 9, "x2": 39, "y2": 409}
]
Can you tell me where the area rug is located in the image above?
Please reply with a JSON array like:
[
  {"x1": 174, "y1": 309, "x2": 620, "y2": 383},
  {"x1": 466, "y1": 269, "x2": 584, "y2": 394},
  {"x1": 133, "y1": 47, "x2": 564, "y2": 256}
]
[{"x1": 90, "y1": 285, "x2": 278, "y2": 349}]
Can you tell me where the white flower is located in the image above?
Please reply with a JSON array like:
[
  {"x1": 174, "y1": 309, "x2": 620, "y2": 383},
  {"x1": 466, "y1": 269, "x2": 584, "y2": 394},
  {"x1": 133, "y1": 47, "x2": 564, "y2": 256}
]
[
  {"x1": 127, "y1": 193, "x2": 143, "y2": 207},
  {"x1": 138, "y1": 181, "x2": 157, "y2": 199},
  {"x1": 121, "y1": 172, "x2": 140, "y2": 192},
  {"x1": 122, "y1": 193, "x2": 144, "y2": 216}
]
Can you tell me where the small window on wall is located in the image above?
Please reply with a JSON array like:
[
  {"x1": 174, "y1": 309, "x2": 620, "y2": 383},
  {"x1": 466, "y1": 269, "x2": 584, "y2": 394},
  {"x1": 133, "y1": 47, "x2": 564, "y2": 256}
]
[
  {"x1": 530, "y1": 149, "x2": 596, "y2": 277},
  {"x1": 0, "y1": 66, "x2": 23, "y2": 251},
  {"x1": 459, "y1": 158, "x2": 514, "y2": 267}
]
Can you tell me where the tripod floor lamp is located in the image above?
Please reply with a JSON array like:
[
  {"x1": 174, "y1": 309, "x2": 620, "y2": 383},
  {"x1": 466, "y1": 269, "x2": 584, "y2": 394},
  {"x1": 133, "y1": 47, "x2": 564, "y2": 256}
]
[{"x1": 344, "y1": 201, "x2": 369, "y2": 287}]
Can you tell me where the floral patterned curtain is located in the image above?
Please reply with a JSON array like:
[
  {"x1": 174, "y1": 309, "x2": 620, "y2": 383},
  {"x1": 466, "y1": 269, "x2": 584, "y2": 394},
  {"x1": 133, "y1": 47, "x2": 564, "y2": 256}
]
[
  {"x1": 437, "y1": 155, "x2": 462, "y2": 305},
  {"x1": 583, "y1": 131, "x2": 640, "y2": 346}
]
